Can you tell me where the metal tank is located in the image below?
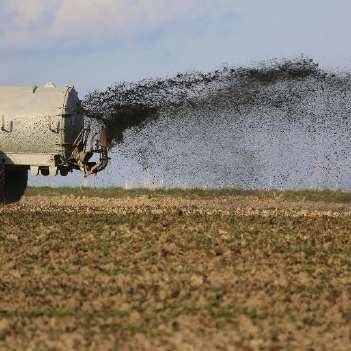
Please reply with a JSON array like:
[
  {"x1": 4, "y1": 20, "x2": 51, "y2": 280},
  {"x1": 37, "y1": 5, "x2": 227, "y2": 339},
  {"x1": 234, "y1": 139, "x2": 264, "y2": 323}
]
[{"x1": 0, "y1": 83, "x2": 109, "y2": 203}]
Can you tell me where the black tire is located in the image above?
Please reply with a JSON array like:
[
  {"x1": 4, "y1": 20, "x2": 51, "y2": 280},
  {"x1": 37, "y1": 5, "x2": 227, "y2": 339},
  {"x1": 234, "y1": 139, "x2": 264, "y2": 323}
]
[
  {"x1": 0, "y1": 165, "x2": 5, "y2": 204},
  {"x1": 0, "y1": 167, "x2": 28, "y2": 204}
]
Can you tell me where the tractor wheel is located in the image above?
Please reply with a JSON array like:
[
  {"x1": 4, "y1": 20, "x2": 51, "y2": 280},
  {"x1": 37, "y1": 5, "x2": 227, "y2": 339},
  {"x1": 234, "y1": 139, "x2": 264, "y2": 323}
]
[
  {"x1": 0, "y1": 165, "x2": 5, "y2": 204},
  {"x1": 1, "y1": 167, "x2": 28, "y2": 204}
]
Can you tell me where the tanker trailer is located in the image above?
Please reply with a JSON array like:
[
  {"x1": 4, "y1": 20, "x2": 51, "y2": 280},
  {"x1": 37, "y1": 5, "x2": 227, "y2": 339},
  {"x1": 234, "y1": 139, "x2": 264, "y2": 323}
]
[{"x1": 0, "y1": 83, "x2": 109, "y2": 204}]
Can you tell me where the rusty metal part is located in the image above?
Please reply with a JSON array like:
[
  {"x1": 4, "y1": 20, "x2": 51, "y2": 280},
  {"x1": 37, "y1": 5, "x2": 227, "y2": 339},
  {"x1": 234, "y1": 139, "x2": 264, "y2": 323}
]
[
  {"x1": 67, "y1": 126, "x2": 109, "y2": 176},
  {"x1": 99, "y1": 127, "x2": 111, "y2": 149},
  {"x1": 83, "y1": 127, "x2": 110, "y2": 176}
]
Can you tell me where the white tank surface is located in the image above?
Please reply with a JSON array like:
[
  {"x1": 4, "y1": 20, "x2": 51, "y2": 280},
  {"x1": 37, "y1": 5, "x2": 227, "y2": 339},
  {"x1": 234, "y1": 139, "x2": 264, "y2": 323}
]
[
  {"x1": 0, "y1": 83, "x2": 109, "y2": 204},
  {"x1": 0, "y1": 83, "x2": 82, "y2": 157}
]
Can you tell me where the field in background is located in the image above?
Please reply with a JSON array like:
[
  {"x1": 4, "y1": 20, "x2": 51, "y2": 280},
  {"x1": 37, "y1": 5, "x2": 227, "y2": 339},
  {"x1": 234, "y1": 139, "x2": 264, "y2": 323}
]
[
  {"x1": 1, "y1": 188, "x2": 351, "y2": 350},
  {"x1": 25, "y1": 186, "x2": 351, "y2": 203}
]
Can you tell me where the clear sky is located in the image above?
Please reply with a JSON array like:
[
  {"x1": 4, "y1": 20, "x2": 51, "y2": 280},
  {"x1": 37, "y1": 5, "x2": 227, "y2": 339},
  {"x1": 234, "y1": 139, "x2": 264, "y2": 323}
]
[{"x1": 1, "y1": 0, "x2": 351, "y2": 96}]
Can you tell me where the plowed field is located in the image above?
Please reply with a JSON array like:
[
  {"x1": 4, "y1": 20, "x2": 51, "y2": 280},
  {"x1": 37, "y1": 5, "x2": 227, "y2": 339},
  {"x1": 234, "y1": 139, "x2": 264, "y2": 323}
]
[{"x1": 0, "y1": 189, "x2": 350, "y2": 350}]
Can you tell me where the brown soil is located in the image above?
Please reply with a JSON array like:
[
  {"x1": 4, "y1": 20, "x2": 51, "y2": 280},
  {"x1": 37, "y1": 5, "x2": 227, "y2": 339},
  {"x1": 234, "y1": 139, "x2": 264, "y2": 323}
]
[{"x1": 0, "y1": 192, "x2": 350, "y2": 350}]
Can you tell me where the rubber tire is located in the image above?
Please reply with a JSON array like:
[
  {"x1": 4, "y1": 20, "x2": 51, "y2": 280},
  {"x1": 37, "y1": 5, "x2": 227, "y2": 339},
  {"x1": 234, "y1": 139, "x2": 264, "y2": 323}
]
[
  {"x1": 0, "y1": 166, "x2": 5, "y2": 204},
  {"x1": 0, "y1": 168, "x2": 28, "y2": 204}
]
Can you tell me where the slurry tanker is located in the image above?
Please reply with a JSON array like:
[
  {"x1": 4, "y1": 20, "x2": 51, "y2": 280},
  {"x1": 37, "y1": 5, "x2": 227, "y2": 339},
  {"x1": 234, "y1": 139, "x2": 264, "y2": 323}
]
[{"x1": 0, "y1": 83, "x2": 109, "y2": 204}]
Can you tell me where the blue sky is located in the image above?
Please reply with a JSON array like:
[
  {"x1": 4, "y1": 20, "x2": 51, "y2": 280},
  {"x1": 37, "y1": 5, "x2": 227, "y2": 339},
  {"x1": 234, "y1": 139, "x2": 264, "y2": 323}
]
[{"x1": 1, "y1": 0, "x2": 351, "y2": 96}]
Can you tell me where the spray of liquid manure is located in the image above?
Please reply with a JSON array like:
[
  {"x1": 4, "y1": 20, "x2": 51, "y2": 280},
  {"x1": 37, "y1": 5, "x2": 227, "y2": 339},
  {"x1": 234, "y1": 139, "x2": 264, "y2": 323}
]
[{"x1": 83, "y1": 57, "x2": 351, "y2": 189}]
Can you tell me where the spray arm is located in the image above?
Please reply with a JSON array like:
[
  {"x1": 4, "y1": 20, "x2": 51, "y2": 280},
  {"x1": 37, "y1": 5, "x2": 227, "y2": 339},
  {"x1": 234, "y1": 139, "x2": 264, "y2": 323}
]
[{"x1": 68, "y1": 127, "x2": 110, "y2": 176}]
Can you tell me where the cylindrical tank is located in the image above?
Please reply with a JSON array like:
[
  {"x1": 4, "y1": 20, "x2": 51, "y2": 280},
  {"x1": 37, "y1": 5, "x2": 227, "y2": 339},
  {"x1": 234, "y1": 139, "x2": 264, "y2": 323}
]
[
  {"x1": 0, "y1": 83, "x2": 109, "y2": 203},
  {"x1": 0, "y1": 83, "x2": 83, "y2": 203},
  {"x1": 0, "y1": 83, "x2": 83, "y2": 164}
]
